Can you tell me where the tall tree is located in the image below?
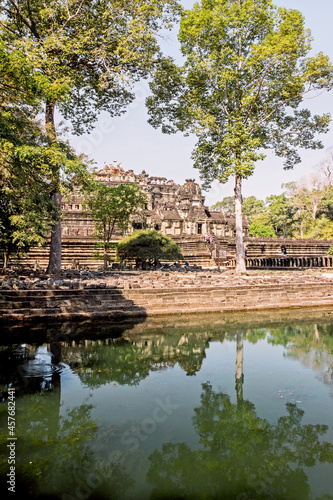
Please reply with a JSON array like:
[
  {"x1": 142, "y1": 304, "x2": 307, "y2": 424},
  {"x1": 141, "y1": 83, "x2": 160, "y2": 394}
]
[
  {"x1": 264, "y1": 193, "x2": 295, "y2": 238},
  {"x1": 146, "y1": 0, "x2": 333, "y2": 272},
  {"x1": 0, "y1": 0, "x2": 180, "y2": 273},
  {"x1": 0, "y1": 40, "x2": 89, "y2": 271}
]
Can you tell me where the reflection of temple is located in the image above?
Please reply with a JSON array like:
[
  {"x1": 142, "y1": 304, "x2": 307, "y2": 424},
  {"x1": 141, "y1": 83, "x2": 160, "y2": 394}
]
[
  {"x1": 60, "y1": 331, "x2": 216, "y2": 387},
  {"x1": 61, "y1": 162, "x2": 244, "y2": 239}
]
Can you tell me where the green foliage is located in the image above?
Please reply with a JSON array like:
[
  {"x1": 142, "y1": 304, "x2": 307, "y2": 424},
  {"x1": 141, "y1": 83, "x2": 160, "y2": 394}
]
[
  {"x1": 306, "y1": 216, "x2": 333, "y2": 240},
  {"x1": 265, "y1": 193, "x2": 296, "y2": 238},
  {"x1": 0, "y1": 0, "x2": 181, "y2": 272},
  {"x1": 84, "y1": 183, "x2": 147, "y2": 269},
  {"x1": 242, "y1": 196, "x2": 265, "y2": 222},
  {"x1": 0, "y1": 0, "x2": 181, "y2": 134},
  {"x1": 0, "y1": 187, "x2": 53, "y2": 268},
  {"x1": 212, "y1": 169, "x2": 333, "y2": 240},
  {"x1": 210, "y1": 196, "x2": 234, "y2": 213},
  {"x1": 148, "y1": 0, "x2": 332, "y2": 183},
  {"x1": 249, "y1": 222, "x2": 276, "y2": 238},
  {"x1": 117, "y1": 229, "x2": 183, "y2": 263},
  {"x1": 0, "y1": 33, "x2": 91, "y2": 270},
  {"x1": 322, "y1": 187, "x2": 333, "y2": 219}
]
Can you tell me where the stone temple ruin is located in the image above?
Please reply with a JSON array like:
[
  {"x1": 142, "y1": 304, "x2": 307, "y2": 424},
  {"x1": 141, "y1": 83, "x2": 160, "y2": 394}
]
[{"x1": 61, "y1": 161, "x2": 245, "y2": 239}]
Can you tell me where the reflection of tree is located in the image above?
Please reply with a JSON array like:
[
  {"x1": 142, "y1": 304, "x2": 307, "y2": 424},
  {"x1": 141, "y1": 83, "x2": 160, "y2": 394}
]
[
  {"x1": 266, "y1": 323, "x2": 333, "y2": 391},
  {"x1": 61, "y1": 332, "x2": 215, "y2": 387},
  {"x1": 235, "y1": 330, "x2": 244, "y2": 405},
  {"x1": 147, "y1": 382, "x2": 333, "y2": 499},
  {"x1": 232, "y1": 324, "x2": 333, "y2": 394},
  {"x1": 0, "y1": 372, "x2": 133, "y2": 499}
]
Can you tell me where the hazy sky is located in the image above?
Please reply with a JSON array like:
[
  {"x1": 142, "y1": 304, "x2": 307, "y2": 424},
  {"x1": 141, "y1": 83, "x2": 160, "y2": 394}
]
[{"x1": 68, "y1": 0, "x2": 333, "y2": 207}]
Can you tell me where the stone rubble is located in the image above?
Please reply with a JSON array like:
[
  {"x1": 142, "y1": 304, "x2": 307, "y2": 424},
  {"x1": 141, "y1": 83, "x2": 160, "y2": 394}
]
[{"x1": 1, "y1": 267, "x2": 333, "y2": 292}]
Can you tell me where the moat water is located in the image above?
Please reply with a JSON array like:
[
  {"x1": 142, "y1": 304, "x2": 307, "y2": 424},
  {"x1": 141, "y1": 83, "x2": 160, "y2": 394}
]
[{"x1": 1, "y1": 309, "x2": 333, "y2": 499}]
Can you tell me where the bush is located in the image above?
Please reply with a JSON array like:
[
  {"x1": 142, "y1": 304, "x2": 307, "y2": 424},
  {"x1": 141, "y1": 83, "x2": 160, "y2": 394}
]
[{"x1": 117, "y1": 229, "x2": 183, "y2": 263}]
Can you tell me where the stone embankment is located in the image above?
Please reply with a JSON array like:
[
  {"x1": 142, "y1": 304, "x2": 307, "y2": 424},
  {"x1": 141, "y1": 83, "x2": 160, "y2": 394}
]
[{"x1": 1, "y1": 269, "x2": 333, "y2": 324}]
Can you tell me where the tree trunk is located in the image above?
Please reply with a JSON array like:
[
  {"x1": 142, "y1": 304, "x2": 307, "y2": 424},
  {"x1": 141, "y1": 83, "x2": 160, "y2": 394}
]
[
  {"x1": 2, "y1": 251, "x2": 9, "y2": 272},
  {"x1": 314, "y1": 323, "x2": 319, "y2": 341},
  {"x1": 45, "y1": 100, "x2": 62, "y2": 275},
  {"x1": 104, "y1": 247, "x2": 108, "y2": 271},
  {"x1": 234, "y1": 174, "x2": 246, "y2": 273},
  {"x1": 47, "y1": 192, "x2": 62, "y2": 275}
]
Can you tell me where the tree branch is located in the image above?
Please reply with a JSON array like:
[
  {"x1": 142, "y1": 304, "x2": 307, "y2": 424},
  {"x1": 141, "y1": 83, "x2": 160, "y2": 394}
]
[
  {"x1": 63, "y1": 0, "x2": 85, "y2": 28},
  {"x1": 26, "y1": 0, "x2": 41, "y2": 40},
  {"x1": 0, "y1": 19, "x2": 21, "y2": 37},
  {"x1": 7, "y1": 0, "x2": 41, "y2": 40},
  {"x1": 244, "y1": 61, "x2": 275, "y2": 125},
  {"x1": 249, "y1": 101, "x2": 285, "y2": 134}
]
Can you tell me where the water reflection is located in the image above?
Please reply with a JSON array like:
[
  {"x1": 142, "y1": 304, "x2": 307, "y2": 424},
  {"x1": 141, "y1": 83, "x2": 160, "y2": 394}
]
[
  {"x1": 147, "y1": 382, "x2": 333, "y2": 499},
  {"x1": 0, "y1": 309, "x2": 333, "y2": 499},
  {"x1": 267, "y1": 323, "x2": 333, "y2": 390},
  {"x1": 61, "y1": 331, "x2": 215, "y2": 387},
  {"x1": 0, "y1": 357, "x2": 134, "y2": 499}
]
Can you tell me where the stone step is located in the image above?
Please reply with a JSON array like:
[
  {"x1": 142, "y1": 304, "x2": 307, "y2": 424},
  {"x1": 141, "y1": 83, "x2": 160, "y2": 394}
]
[{"x1": 0, "y1": 308, "x2": 147, "y2": 324}]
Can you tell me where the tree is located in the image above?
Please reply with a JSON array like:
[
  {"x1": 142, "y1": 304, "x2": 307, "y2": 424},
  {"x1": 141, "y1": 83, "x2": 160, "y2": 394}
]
[
  {"x1": 0, "y1": 0, "x2": 181, "y2": 274},
  {"x1": 287, "y1": 175, "x2": 331, "y2": 224},
  {"x1": 210, "y1": 196, "x2": 234, "y2": 213},
  {"x1": 84, "y1": 183, "x2": 147, "y2": 270},
  {"x1": 249, "y1": 222, "x2": 276, "y2": 238},
  {"x1": 305, "y1": 215, "x2": 333, "y2": 240},
  {"x1": 265, "y1": 192, "x2": 295, "y2": 238},
  {"x1": 146, "y1": 0, "x2": 333, "y2": 272},
  {"x1": 147, "y1": 324, "x2": 333, "y2": 499},
  {"x1": 116, "y1": 229, "x2": 183, "y2": 267},
  {"x1": 242, "y1": 195, "x2": 265, "y2": 223},
  {"x1": 0, "y1": 185, "x2": 53, "y2": 271},
  {"x1": 0, "y1": 33, "x2": 89, "y2": 272},
  {"x1": 147, "y1": 383, "x2": 333, "y2": 499},
  {"x1": 0, "y1": 41, "x2": 66, "y2": 270}
]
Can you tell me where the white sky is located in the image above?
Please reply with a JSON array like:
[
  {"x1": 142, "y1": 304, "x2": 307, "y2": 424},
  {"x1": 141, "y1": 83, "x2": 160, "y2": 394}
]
[{"x1": 68, "y1": 0, "x2": 333, "y2": 207}]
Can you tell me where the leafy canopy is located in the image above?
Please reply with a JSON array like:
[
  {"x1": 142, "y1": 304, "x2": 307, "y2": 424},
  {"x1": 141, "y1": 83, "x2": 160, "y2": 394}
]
[
  {"x1": 0, "y1": 0, "x2": 181, "y2": 134},
  {"x1": 117, "y1": 229, "x2": 184, "y2": 262},
  {"x1": 0, "y1": 0, "x2": 182, "y2": 273},
  {"x1": 147, "y1": 0, "x2": 333, "y2": 187},
  {"x1": 210, "y1": 196, "x2": 234, "y2": 213},
  {"x1": 148, "y1": 381, "x2": 333, "y2": 499}
]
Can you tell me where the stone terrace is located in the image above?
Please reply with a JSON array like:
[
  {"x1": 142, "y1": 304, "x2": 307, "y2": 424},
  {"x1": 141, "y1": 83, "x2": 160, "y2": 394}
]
[{"x1": 1, "y1": 269, "x2": 333, "y2": 326}]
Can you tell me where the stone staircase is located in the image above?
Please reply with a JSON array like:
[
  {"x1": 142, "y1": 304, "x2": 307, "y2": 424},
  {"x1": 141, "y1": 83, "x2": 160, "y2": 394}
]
[
  {"x1": 0, "y1": 288, "x2": 146, "y2": 325},
  {"x1": 205, "y1": 237, "x2": 235, "y2": 267},
  {"x1": 2, "y1": 280, "x2": 333, "y2": 327},
  {"x1": 10, "y1": 235, "x2": 216, "y2": 270},
  {"x1": 17, "y1": 239, "x2": 109, "y2": 270},
  {"x1": 173, "y1": 235, "x2": 216, "y2": 268}
]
